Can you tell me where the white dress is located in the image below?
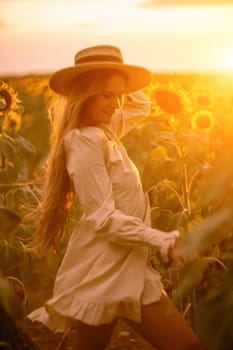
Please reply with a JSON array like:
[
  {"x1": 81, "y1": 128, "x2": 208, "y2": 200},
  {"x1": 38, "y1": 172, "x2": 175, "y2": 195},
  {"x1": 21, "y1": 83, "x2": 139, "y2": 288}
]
[{"x1": 28, "y1": 91, "x2": 178, "y2": 333}]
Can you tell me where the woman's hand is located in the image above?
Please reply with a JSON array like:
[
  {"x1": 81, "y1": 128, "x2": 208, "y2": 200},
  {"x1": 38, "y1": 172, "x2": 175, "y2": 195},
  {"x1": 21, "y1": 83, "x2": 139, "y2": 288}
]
[{"x1": 169, "y1": 239, "x2": 198, "y2": 267}]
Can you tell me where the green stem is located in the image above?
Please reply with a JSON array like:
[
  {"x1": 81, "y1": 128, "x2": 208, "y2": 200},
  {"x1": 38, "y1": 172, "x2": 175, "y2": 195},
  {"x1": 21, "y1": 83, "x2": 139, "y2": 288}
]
[
  {"x1": 182, "y1": 160, "x2": 191, "y2": 214},
  {"x1": 188, "y1": 169, "x2": 199, "y2": 195}
]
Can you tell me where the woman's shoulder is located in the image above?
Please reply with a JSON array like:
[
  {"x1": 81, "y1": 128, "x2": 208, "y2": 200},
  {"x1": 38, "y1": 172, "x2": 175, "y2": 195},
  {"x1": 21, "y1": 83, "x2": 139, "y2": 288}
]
[
  {"x1": 80, "y1": 126, "x2": 108, "y2": 140},
  {"x1": 64, "y1": 127, "x2": 108, "y2": 149}
]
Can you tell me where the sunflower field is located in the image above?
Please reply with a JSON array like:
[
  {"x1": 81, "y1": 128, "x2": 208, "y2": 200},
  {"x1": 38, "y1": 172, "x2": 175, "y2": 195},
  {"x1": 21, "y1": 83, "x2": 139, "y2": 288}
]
[{"x1": 1, "y1": 72, "x2": 233, "y2": 349}]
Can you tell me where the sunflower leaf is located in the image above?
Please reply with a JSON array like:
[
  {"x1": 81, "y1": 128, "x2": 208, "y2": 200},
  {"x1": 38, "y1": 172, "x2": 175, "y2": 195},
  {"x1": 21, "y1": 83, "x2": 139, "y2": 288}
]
[{"x1": 0, "y1": 207, "x2": 21, "y2": 234}]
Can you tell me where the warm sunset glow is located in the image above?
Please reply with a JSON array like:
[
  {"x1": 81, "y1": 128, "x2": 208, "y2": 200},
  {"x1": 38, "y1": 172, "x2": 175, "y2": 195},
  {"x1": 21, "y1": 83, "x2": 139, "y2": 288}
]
[
  {"x1": 1, "y1": 0, "x2": 139, "y2": 33},
  {"x1": 221, "y1": 49, "x2": 233, "y2": 71},
  {"x1": 1, "y1": 0, "x2": 233, "y2": 75}
]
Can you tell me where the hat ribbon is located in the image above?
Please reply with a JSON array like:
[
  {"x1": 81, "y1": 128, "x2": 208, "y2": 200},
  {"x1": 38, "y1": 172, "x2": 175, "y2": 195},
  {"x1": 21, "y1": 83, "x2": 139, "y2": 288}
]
[{"x1": 75, "y1": 55, "x2": 123, "y2": 65}]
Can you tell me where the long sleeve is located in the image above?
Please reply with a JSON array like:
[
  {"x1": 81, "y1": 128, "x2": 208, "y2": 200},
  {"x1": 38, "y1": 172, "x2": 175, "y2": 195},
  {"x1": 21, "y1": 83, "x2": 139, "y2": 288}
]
[
  {"x1": 111, "y1": 90, "x2": 151, "y2": 138},
  {"x1": 64, "y1": 128, "x2": 178, "y2": 258}
]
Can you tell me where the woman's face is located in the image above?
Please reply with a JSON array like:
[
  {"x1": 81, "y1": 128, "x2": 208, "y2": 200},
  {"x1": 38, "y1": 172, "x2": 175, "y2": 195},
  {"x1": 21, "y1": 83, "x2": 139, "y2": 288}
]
[{"x1": 82, "y1": 73, "x2": 127, "y2": 125}]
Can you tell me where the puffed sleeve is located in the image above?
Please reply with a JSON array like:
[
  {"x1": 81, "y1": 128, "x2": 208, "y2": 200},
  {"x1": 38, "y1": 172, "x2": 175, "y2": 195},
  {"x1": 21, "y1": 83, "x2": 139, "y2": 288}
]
[
  {"x1": 111, "y1": 90, "x2": 151, "y2": 138},
  {"x1": 64, "y1": 128, "x2": 178, "y2": 258}
]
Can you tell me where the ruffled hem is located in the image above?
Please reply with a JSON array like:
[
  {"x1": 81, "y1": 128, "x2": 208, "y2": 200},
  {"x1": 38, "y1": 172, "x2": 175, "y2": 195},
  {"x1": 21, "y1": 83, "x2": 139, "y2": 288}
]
[
  {"x1": 27, "y1": 306, "x2": 72, "y2": 333},
  {"x1": 28, "y1": 298, "x2": 143, "y2": 333}
]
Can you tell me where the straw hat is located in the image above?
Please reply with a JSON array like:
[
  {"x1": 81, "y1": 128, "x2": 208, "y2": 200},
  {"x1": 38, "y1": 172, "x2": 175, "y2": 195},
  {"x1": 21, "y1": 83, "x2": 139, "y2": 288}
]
[{"x1": 49, "y1": 45, "x2": 152, "y2": 96}]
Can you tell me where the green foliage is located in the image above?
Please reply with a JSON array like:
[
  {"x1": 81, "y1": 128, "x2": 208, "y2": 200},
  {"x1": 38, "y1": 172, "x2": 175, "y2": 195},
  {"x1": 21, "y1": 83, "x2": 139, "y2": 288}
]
[
  {"x1": 0, "y1": 79, "x2": 79, "y2": 320},
  {"x1": 195, "y1": 275, "x2": 233, "y2": 350},
  {"x1": 0, "y1": 274, "x2": 27, "y2": 325},
  {"x1": 142, "y1": 146, "x2": 173, "y2": 192},
  {"x1": 0, "y1": 81, "x2": 43, "y2": 319},
  {"x1": 140, "y1": 74, "x2": 233, "y2": 344},
  {"x1": 0, "y1": 207, "x2": 20, "y2": 234}
]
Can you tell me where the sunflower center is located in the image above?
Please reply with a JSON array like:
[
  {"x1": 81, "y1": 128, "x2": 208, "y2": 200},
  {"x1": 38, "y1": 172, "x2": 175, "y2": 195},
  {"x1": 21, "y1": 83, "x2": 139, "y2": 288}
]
[
  {"x1": 196, "y1": 114, "x2": 211, "y2": 129},
  {"x1": 0, "y1": 90, "x2": 12, "y2": 112},
  {"x1": 155, "y1": 89, "x2": 182, "y2": 114}
]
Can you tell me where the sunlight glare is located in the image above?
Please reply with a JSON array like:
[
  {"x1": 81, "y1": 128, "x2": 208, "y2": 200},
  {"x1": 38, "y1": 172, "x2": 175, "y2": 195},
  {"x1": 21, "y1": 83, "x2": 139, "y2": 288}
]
[
  {"x1": 222, "y1": 49, "x2": 233, "y2": 72},
  {"x1": 1, "y1": 0, "x2": 138, "y2": 33}
]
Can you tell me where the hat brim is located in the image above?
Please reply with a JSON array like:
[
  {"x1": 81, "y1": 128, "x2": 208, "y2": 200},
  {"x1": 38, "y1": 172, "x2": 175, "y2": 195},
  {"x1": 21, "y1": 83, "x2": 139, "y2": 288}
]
[{"x1": 49, "y1": 62, "x2": 152, "y2": 96}]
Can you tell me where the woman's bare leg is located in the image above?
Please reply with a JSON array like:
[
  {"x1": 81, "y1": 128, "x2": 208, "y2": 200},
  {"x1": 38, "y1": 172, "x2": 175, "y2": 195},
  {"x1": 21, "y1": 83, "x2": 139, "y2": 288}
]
[
  {"x1": 71, "y1": 319, "x2": 116, "y2": 350},
  {"x1": 126, "y1": 291, "x2": 202, "y2": 350}
]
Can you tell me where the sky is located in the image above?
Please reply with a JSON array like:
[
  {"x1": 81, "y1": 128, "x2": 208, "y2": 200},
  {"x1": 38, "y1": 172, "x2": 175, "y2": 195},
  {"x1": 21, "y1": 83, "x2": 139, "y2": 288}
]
[{"x1": 1, "y1": 0, "x2": 233, "y2": 76}]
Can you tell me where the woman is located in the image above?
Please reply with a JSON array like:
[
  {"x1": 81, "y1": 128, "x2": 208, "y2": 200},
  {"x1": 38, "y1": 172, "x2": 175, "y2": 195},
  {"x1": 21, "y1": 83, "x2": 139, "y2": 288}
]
[{"x1": 28, "y1": 45, "x2": 201, "y2": 350}]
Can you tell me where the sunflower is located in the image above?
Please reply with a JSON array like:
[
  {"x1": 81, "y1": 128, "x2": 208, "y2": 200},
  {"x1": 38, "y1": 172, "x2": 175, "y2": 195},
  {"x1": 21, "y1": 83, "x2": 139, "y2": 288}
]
[
  {"x1": 3, "y1": 111, "x2": 22, "y2": 133},
  {"x1": 192, "y1": 85, "x2": 215, "y2": 110},
  {"x1": 149, "y1": 81, "x2": 192, "y2": 116},
  {"x1": 0, "y1": 81, "x2": 20, "y2": 116},
  {"x1": 191, "y1": 110, "x2": 215, "y2": 133}
]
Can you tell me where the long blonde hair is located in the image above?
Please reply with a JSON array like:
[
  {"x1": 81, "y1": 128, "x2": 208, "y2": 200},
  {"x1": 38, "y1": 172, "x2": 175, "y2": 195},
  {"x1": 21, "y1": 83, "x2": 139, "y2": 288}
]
[{"x1": 31, "y1": 69, "x2": 126, "y2": 256}]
